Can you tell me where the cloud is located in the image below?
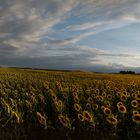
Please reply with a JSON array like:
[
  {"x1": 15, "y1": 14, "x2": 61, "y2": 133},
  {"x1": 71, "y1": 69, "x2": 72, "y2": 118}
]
[
  {"x1": 47, "y1": 32, "x2": 96, "y2": 45},
  {"x1": 0, "y1": 0, "x2": 140, "y2": 72},
  {"x1": 67, "y1": 22, "x2": 104, "y2": 31}
]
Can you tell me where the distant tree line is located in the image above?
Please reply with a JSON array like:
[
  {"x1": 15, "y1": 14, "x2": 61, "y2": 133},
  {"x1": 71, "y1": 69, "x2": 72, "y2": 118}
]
[{"x1": 120, "y1": 70, "x2": 135, "y2": 74}]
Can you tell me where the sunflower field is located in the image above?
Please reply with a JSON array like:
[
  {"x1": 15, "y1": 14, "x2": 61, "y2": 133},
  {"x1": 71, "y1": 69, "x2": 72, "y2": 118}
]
[{"x1": 0, "y1": 68, "x2": 140, "y2": 140}]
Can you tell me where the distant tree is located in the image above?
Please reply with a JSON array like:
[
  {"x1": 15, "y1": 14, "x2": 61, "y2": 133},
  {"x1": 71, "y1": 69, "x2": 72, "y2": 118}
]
[{"x1": 120, "y1": 70, "x2": 135, "y2": 74}]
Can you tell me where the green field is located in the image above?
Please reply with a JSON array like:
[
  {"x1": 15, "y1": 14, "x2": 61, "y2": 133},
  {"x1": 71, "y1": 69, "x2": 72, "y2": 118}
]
[{"x1": 0, "y1": 68, "x2": 140, "y2": 140}]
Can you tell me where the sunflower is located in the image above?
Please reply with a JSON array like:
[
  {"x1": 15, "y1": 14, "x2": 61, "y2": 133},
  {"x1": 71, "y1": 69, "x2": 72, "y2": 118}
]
[
  {"x1": 83, "y1": 110, "x2": 94, "y2": 122},
  {"x1": 104, "y1": 101, "x2": 111, "y2": 108},
  {"x1": 132, "y1": 110, "x2": 139, "y2": 115},
  {"x1": 106, "y1": 115, "x2": 118, "y2": 125},
  {"x1": 107, "y1": 94, "x2": 112, "y2": 100},
  {"x1": 131, "y1": 100, "x2": 138, "y2": 108},
  {"x1": 58, "y1": 115, "x2": 70, "y2": 128},
  {"x1": 72, "y1": 91, "x2": 77, "y2": 97},
  {"x1": 116, "y1": 92, "x2": 121, "y2": 97},
  {"x1": 78, "y1": 113, "x2": 84, "y2": 122},
  {"x1": 102, "y1": 92, "x2": 106, "y2": 97},
  {"x1": 136, "y1": 93, "x2": 140, "y2": 100},
  {"x1": 132, "y1": 114, "x2": 140, "y2": 124},
  {"x1": 36, "y1": 112, "x2": 43, "y2": 124},
  {"x1": 74, "y1": 103, "x2": 81, "y2": 112},
  {"x1": 131, "y1": 93, "x2": 137, "y2": 99},
  {"x1": 120, "y1": 95, "x2": 127, "y2": 102},
  {"x1": 86, "y1": 103, "x2": 91, "y2": 110},
  {"x1": 103, "y1": 107, "x2": 112, "y2": 116},
  {"x1": 74, "y1": 96, "x2": 80, "y2": 103},
  {"x1": 57, "y1": 100, "x2": 63, "y2": 108},
  {"x1": 87, "y1": 97, "x2": 93, "y2": 103},
  {"x1": 51, "y1": 93, "x2": 57, "y2": 101},
  {"x1": 5, "y1": 103, "x2": 11, "y2": 114},
  {"x1": 118, "y1": 105, "x2": 127, "y2": 113},
  {"x1": 117, "y1": 101, "x2": 123, "y2": 107},
  {"x1": 101, "y1": 106, "x2": 105, "y2": 111},
  {"x1": 11, "y1": 111, "x2": 21, "y2": 124},
  {"x1": 92, "y1": 104, "x2": 98, "y2": 110}
]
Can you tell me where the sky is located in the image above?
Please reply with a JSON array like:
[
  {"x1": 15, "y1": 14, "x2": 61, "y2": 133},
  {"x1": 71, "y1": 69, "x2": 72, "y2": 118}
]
[{"x1": 0, "y1": 0, "x2": 140, "y2": 72}]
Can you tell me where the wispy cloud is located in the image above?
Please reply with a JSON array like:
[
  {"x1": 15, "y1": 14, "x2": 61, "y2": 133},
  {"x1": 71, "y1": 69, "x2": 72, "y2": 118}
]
[{"x1": 47, "y1": 32, "x2": 96, "y2": 45}]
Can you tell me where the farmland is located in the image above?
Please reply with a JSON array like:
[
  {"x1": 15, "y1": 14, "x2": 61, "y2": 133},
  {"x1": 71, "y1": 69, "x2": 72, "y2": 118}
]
[{"x1": 0, "y1": 68, "x2": 140, "y2": 140}]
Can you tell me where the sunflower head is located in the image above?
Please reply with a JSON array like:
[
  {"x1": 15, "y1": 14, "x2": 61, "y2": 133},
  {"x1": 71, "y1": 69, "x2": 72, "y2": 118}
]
[
  {"x1": 131, "y1": 100, "x2": 138, "y2": 108},
  {"x1": 103, "y1": 107, "x2": 112, "y2": 116},
  {"x1": 58, "y1": 115, "x2": 71, "y2": 128},
  {"x1": 118, "y1": 105, "x2": 127, "y2": 113},
  {"x1": 92, "y1": 104, "x2": 98, "y2": 110},
  {"x1": 83, "y1": 110, "x2": 94, "y2": 122},
  {"x1": 132, "y1": 110, "x2": 139, "y2": 115},
  {"x1": 106, "y1": 115, "x2": 118, "y2": 126},
  {"x1": 87, "y1": 97, "x2": 93, "y2": 103},
  {"x1": 107, "y1": 94, "x2": 112, "y2": 100},
  {"x1": 132, "y1": 113, "x2": 140, "y2": 124},
  {"x1": 117, "y1": 101, "x2": 123, "y2": 107},
  {"x1": 78, "y1": 113, "x2": 84, "y2": 122},
  {"x1": 86, "y1": 103, "x2": 91, "y2": 110},
  {"x1": 74, "y1": 103, "x2": 81, "y2": 112}
]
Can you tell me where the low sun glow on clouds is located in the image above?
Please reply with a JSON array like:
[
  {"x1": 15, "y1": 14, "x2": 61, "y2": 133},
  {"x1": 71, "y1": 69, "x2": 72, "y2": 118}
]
[{"x1": 0, "y1": 0, "x2": 140, "y2": 72}]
